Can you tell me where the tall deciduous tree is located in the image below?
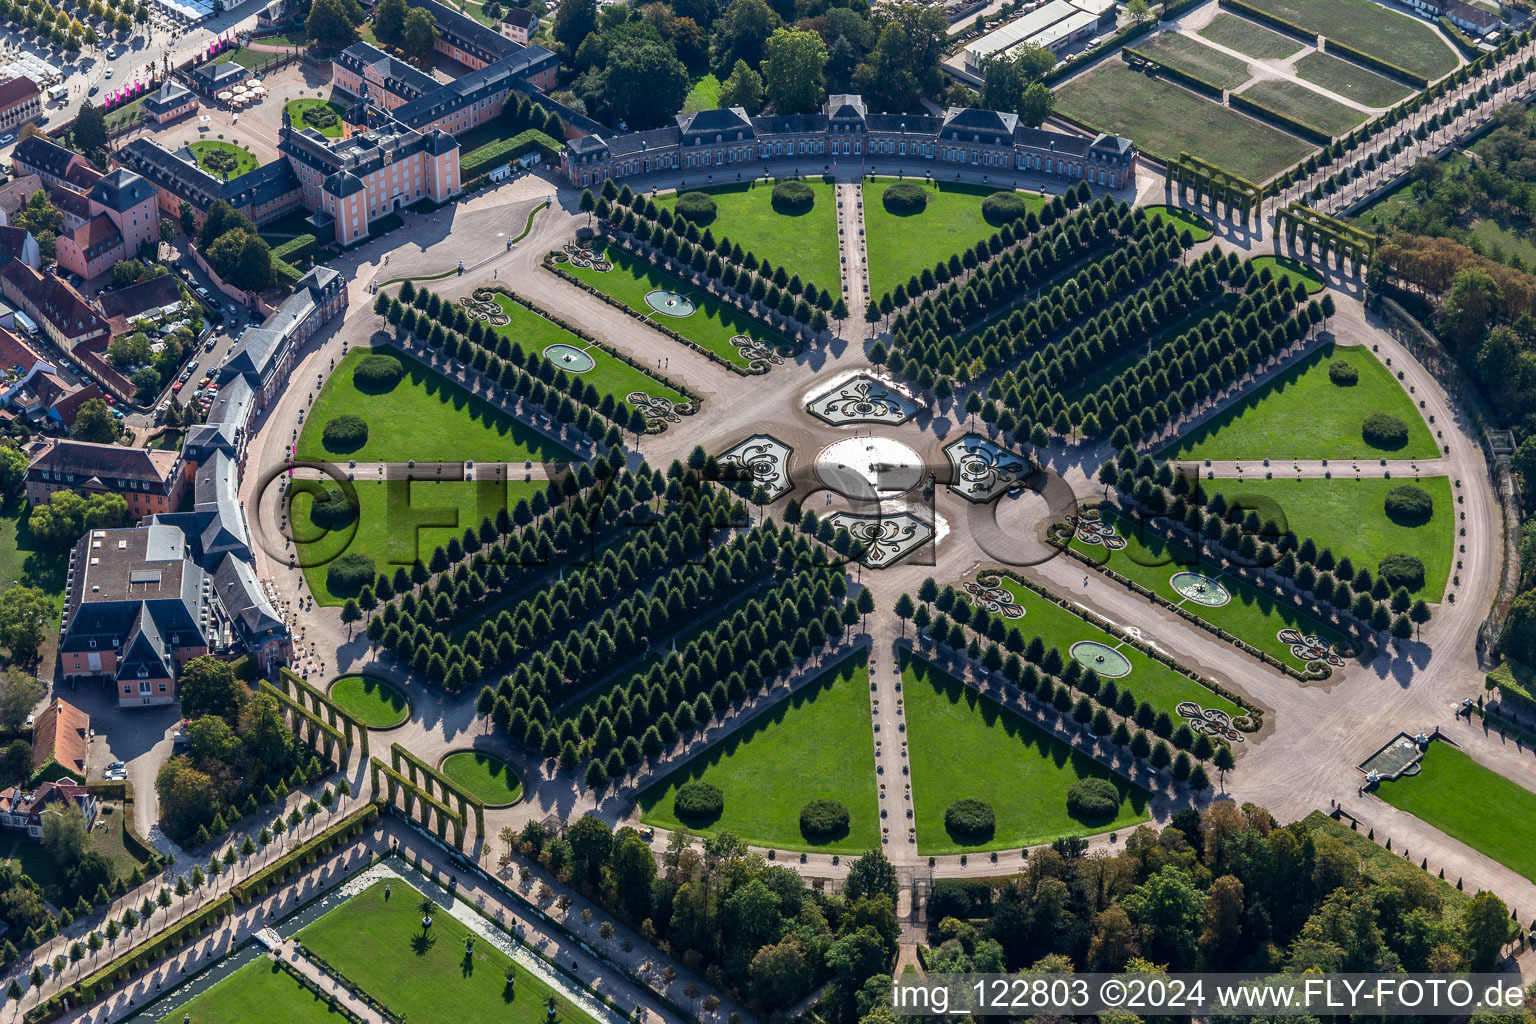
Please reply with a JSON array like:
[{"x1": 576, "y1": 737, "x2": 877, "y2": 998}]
[{"x1": 763, "y1": 27, "x2": 827, "y2": 114}]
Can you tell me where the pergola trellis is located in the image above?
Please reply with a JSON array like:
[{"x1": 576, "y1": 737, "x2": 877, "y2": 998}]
[
  {"x1": 1165, "y1": 153, "x2": 1264, "y2": 230},
  {"x1": 1275, "y1": 202, "x2": 1375, "y2": 275}
]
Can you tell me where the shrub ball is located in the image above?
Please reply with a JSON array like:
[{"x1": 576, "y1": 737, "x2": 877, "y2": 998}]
[
  {"x1": 799, "y1": 799, "x2": 851, "y2": 840},
  {"x1": 353, "y1": 353, "x2": 405, "y2": 392},
  {"x1": 302, "y1": 105, "x2": 338, "y2": 129},
  {"x1": 1066, "y1": 778, "x2": 1121, "y2": 821},
  {"x1": 1384, "y1": 484, "x2": 1434, "y2": 523},
  {"x1": 325, "y1": 552, "x2": 376, "y2": 596},
  {"x1": 882, "y1": 181, "x2": 928, "y2": 215},
  {"x1": 307, "y1": 487, "x2": 359, "y2": 530},
  {"x1": 674, "y1": 191, "x2": 718, "y2": 224},
  {"x1": 771, "y1": 180, "x2": 815, "y2": 215},
  {"x1": 982, "y1": 190, "x2": 1030, "y2": 225},
  {"x1": 1361, "y1": 412, "x2": 1409, "y2": 449},
  {"x1": 1378, "y1": 552, "x2": 1427, "y2": 591},
  {"x1": 321, "y1": 414, "x2": 369, "y2": 452},
  {"x1": 944, "y1": 798, "x2": 995, "y2": 841},
  {"x1": 1328, "y1": 359, "x2": 1359, "y2": 386},
  {"x1": 673, "y1": 780, "x2": 724, "y2": 821}
]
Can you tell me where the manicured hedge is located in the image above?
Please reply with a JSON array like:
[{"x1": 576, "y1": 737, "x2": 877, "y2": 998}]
[
  {"x1": 326, "y1": 552, "x2": 376, "y2": 595},
  {"x1": 353, "y1": 353, "x2": 404, "y2": 391},
  {"x1": 675, "y1": 780, "x2": 723, "y2": 821},
  {"x1": 1362, "y1": 412, "x2": 1409, "y2": 448},
  {"x1": 1230, "y1": 91, "x2": 1334, "y2": 146},
  {"x1": 1066, "y1": 777, "x2": 1121, "y2": 820},
  {"x1": 271, "y1": 233, "x2": 318, "y2": 263},
  {"x1": 799, "y1": 798, "x2": 851, "y2": 839},
  {"x1": 1384, "y1": 483, "x2": 1434, "y2": 522},
  {"x1": 882, "y1": 181, "x2": 928, "y2": 215},
  {"x1": 1123, "y1": 46, "x2": 1224, "y2": 99},
  {"x1": 460, "y1": 129, "x2": 564, "y2": 181},
  {"x1": 1322, "y1": 37, "x2": 1429, "y2": 89},
  {"x1": 981, "y1": 190, "x2": 1032, "y2": 225},
  {"x1": 944, "y1": 798, "x2": 995, "y2": 840},
  {"x1": 232, "y1": 802, "x2": 380, "y2": 903},
  {"x1": 1328, "y1": 359, "x2": 1359, "y2": 385},
  {"x1": 674, "y1": 191, "x2": 718, "y2": 224},
  {"x1": 1378, "y1": 552, "x2": 1427, "y2": 590},
  {"x1": 771, "y1": 179, "x2": 815, "y2": 214},
  {"x1": 321, "y1": 414, "x2": 368, "y2": 452},
  {"x1": 311, "y1": 485, "x2": 362, "y2": 534}
]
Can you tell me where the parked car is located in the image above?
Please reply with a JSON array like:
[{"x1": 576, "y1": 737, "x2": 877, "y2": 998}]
[
  {"x1": 87, "y1": 85, "x2": 98, "y2": 96},
  {"x1": 0, "y1": 134, "x2": 14, "y2": 146},
  {"x1": 104, "y1": 68, "x2": 113, "y2": 78},
  {"x1": 197, "y1": 376, "x2": 211, "y2": 388},
  {"x1": 187, "y1": 360, "x2": 199, "y2": 373},
  {"x1": 106, "y1": 761, "x2": 124, "y2": 770},
  {"x1": 172, "y1": 380, "x2": 184, "y2": 392}
]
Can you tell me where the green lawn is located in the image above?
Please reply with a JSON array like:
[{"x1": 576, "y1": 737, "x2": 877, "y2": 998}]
[
  {"x1": 1198, "y1": 13, "x2": 1307, "y2": 59},
  {"x1": 214, "y1": 47, "x2": 280, "y2": 70},
  {"x1": 682, "y1": 73, "x2": 721, "y2": 114},
  {"x1": 970, "y1": 576, "x2": 1240, "y2": 715},
  {"x1": 440, "y1": 751, "x2": 523, "y2": 805},
  {"x1": 1070, "y1": 510, "x2": 1352, "y2": 666},
  {"x1": 298, "y1": 880, "x2": 598, "y2": 1024},
  {"x1": 1206, "y1": 476, "x2": 1455, "y2": 599},
  {"x1": 189, "y1": 140, "x2": 260, "y2": 179},
  {"x1": 284, "y1": 98, "x2": 347, "y2": 138},
  {"x1": 1138, "y1": 32, "x2": 1255, "y2": 90},
  {"x1": 654, "y1": 179, "x2": 842, "y2": 300},
  {"x1": 1467, "y1": 219, "x2": 1536, "y2": 270},
  {"x1": 1163, "y1": 342, "x2": 1438, "y2": 461},
  {"x1": 902, "y1": 653, "x2": 1149, "y2": 854},
  {"x1": 1234, "y1": 0, "x2": 1458, "y2": 80},
  {"x1": 1250, "y1": 254, "x2": 1325, "y2": 293},
  {"x1": 293, "y1": 478, "x2": 546, "y2": 605},
  {"x1": 861, "y1": 180, "x2": 1043, "y2": 300},
  {"x1": 1054, "y1": 60, "x2": 1315, "y2": 183},
  {"x1": 160, "y1": 958, "x2": 350, "y2": 1024},
  {"x1": 1376, "y1": 741, "x2": 1536, "y2": 883},
  {"x1": 296, "y1": 346, "x2": 574, "y2": 464},
  {"x1": 1293, "y1": 50, "x2": 1414, "y2": 108},
  {"x1": 6, "y1": 804, "x2": 147, "y2": 899},
  {"x1": 637, "y1": 652, "x2": 880, "y2": 853},
  {"x1": 0, "y1": 494, "x2": 66, "y2": 626},
  {"x1": 328, "y1": 674, "x2": 410, "y2": 728},
  {"x1": 559, "y1": 244, "x2": 791, "y2": 369},
  {"x1": 1144, "y1": 204, "x2": 1213, "y2": 241},
  {"x1": 490, "y1": 294, "x2": 687, "y2": 417},
  {"x1": 1238, "y1": 79, "x2": 1366, "y2": 138}
]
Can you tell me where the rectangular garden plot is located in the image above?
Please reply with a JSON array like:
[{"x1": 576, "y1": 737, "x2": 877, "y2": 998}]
[
  {"x1": 1197, "y1": 13, "x2": 1306, "y2": 59},
  {"x1": 1238, "y1": 79, "x2": 1367, "y2": 138},
  {"x1": 1293, "y1": 50, "x2": 1414, "y2": 108},
  {"x1": 1137, "y1": 32, "x2": 1255, "y2": 91},
  {"x1": 554, "y1": 242, "x2": 791, "y2": 371},
  {"x1": 159, "y1": 955, "x2": 351, "y2": 1024},
  {"x1": 1233, "y1": 0, "x2": 1458, "y2": 81},
  {"x1": 902, "y1": 652, "x2": 1149, "y2": 855},
  {"x1": 1066, "y1": 509, "x2": 1355, "y2": 671}
]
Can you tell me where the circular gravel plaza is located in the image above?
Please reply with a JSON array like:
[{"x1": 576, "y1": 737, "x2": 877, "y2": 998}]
[
  {"x1": 644, "y1": 289, "x2": 696, "y2": 317},
  {"x1": 543, "y1": 343, "x2": 595, "y2": 372},
  {"x1": 814, "y1": 436, "x2": 924, "y2": 500},
  {"x1": 1068, "y1": 640, "x2": 1133, "y2": 679}
]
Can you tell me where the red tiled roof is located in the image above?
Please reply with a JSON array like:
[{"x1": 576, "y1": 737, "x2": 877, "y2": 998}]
[
  {"x1": 51, "y1": 382, "x2": 104, "y2": 426},
  {"x1": 74, "y1": 214, "x2": 122, "y2": 253},
  {"x1": 31, "y1": 698, "x2": 88, "y2": 776},
  {"x1": 0, "y1": 325, "x2": 43, "y2": 372},
  {"x1": 0, "y1": 259, "x2": 109, "y2": 343},
  {"x1": 64, "y1": 163, "x2": 103, "y2": 192},
  {"x1": 0, "y1": 77, "x2": 40, "y2": 111}
]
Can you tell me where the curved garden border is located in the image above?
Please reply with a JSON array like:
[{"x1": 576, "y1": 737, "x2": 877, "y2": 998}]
[
  {"x1": 437, "y1": 749, "x2": 524, "y2": 808},
  {"x1": 326, "y1": 673, "x2": 413, "y2": 731}
]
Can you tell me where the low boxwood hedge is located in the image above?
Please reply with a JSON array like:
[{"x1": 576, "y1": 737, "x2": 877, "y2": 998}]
[
  {"x1": 882, "y1": 181, "x2": 928, "y2": 215},
  {"x1": 771, "y1": 180, "x2": 814, "y2": 214}
]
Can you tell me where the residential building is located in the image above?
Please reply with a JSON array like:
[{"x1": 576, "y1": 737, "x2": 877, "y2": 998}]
[
  {"x1": 1403, "y1": 0, "x2": 1502, "y2": 34},
  {"x1": 0, "y1": 782, "x2": 98, "y2": 839},
  {"x1": 10, "y1": 134, "x2": 87, "y2": 188},
  {"x1": 31, "y1": 698, "x2": 89, "y2": 780},
  {"x1": 561, "y1": 95, "x2": 1139, "y2": 191},
  {"x1": 143, "y1": 81, "x2": 199, "y2": 124},
  {"x1": 500, "y1": 8, "x2": 538, "y2": 46},
  {"x1": 0, "y1": 226, "x2": 39, "y2": 269},
  {"x1": 0, "y1": 173, "x2": 44, "y2": 228},
  {"x1": 54, "y1": 168, "x2": 161, "y2": 280},
  {"x1": 0, "y1": 76, "x2": 42, "y2": 133},
  {"x1": 25, "y1": 437, "x2": 189, "y2": 518},
  {"x1": 0, "y1": 258, "x2": 110, "y2": 351}
]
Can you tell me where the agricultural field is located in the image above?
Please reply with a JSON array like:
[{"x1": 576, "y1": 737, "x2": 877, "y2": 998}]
[
  {"x1": 1164, "y1": 342, "x2": 1438, "y2": 462},
  {"x1": 638, "y1": 652, "x2": 880, "y2": 853},
  {"x1": 1238, "y1": 79, "x2": 1367, "y2": 138},
  {"x1": 902, "y1": 653, "x2": 1150, "y2": 854},
  {"x1": 653, "y1": 179, "x2": 843, "y2": 300},
  {"x1": 1054, "y1": 60, "x2": 1314, "y2": 182}
]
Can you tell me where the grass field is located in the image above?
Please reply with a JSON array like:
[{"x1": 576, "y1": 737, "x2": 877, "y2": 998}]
[
  {"x1": 1292, "y1": 50, "x2": 1414, "y2": 108},
  {"x1": 297, "y1": 346, "x2": 573, "y2": 464},
  {"x1": 284, "y1": 98, "x2": 348, "y2": 138},
  {"x1": 1467, "y1": 219, "x2": 1536, "y2": 270},
  {"x1": 1144, "y1": 205, "x2": 1213, "y2": 241},
  {"x1": 561, "y1": 244, "x2": 791, "y2": 370},
  {"x1": 440, "y1": 751, "x2": 523, "y2": 805},
  {"x1": 299, "y1": 880, "x2": 597, "y2": 1024},
  {"x1": 7, "y1": 803, "x2": 147, "y2": 898},
  {"x1": 1164, "y1": 342, "x2": 1438, "y2": 461},
  {"x1": 682, "y1": 73, "x2": 721, "y2": 113},
  {"x1": 1376, "y1": 741, "x2": 1536, "y2": 882},
  {"x1": 1070, "y1": 510, "x2": 1352, "y2": 666},
  {"x1": 861, "y1": 179, "x2": 1044, "y2": 299},
  {"x1": 1238, "y1": 79, "x2": 1366, "y2": 138},
  {"x1": 1235, "y1": 0, "x2": 1458, "y2": 81},
  {"x1": 0, "y1": 494, "x2": 66, "y2": 626},
  {"x1": 489, "y1": 295, "x2": 686, "y2": 416},
  {"x1": 1206, "y1": 476, "x2": 1455, "y2": 599},
  {"x1": 654, "y1": 179, "x2": 842, "y2": 300},
  {"x1": 328, "y1": 674, "x2": 410, "y2": 728},
  {"x1": 637, "y1": 652, "x2": 880, "y2": 853},
  {"x1": 189, "y1": 140, "x2": 260, "y2": 178},
  {"x1": 1198, "y1": 13, "x2": 1306, "y2": 59},
  {"x1": 970, "y1": 576, "x2": 1241, "y2": 714},
  {"x1": 293, "y1": 479, "x2": 546, "y2": 605},
  {"x1": 1250, "y1": 255, "x2": 1325, "y2": 293},
  {"x1": 159, "y1": 958, "x2": 348, "y2": 1024},
  {"x1": 902, "y1": 653, "x2": 1149, "y2": 854},
  {"x1": 1138, "y1": 32, "x2": 1255, "y2": 90},
  {"x1": 1054, "y1": 61, "x2": 1315, "y2": 183}
]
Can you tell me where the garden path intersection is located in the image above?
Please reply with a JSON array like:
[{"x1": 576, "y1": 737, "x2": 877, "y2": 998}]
[{"x1": 213, "y1": 160, "x2": 1531, "y2": 977}]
